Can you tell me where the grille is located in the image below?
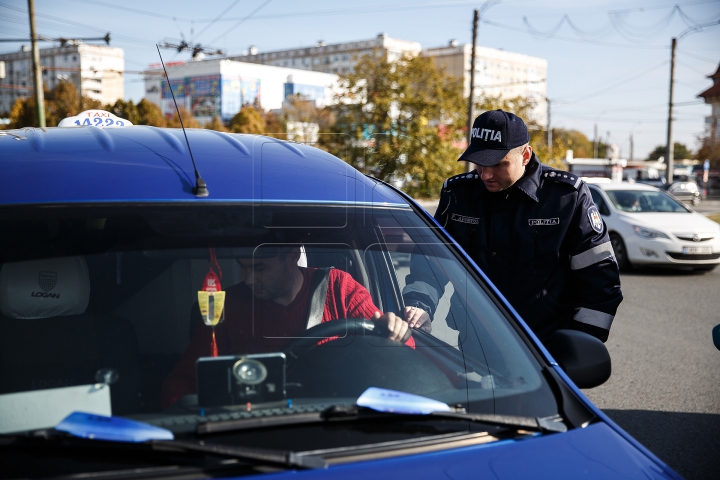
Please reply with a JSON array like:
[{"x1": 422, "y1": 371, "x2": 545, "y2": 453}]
[
  {"x1": 674, "y1": 234, "x2": 714, "y2": 242},
  {"x1": 667, "y1": 252, "x2": 720, "y2": 260}
]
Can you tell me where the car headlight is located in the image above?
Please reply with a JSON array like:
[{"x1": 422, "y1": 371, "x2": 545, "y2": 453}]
[{"x1": 633, "y1": 226, "x2": 670, "y2": 239}]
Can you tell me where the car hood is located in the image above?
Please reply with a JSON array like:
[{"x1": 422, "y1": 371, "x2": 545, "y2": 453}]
[
  {"x1": 616, "y1": 212, "x2": 720, "y2": 234},
  {"x1": 252, "y1": 423, "x2": 679, "y2": 480}
]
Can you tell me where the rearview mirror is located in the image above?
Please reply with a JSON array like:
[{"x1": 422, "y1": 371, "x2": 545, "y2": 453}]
[
  {"x1": 544, "y1": 330, "x2": 611, "y2": 389},
  {"x1": 713, "y1": 324, "x2": 720, "y2": 351}
]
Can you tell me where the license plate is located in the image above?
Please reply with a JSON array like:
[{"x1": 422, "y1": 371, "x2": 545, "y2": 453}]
[{"x1": 682, "y1": 246, "x2": 712, "y2": 255}]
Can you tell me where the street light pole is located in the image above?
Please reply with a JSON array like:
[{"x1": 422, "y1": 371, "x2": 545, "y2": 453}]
[
  {"x1": 27, "y1": 0, "x2": 45, "y2": 127},
  {"x1": 629, "y1": 121, "x2": 641, "y2": 163},
  {"x1": 546, "y1": 97, "x2": 552, "y2": 156},
  {"x1": 665, "y1": 37, "x2": 677, "y2": 183},
  {"x1": 593, "y1": 111, "x2": 606, "y2": 159},
  {"x1": 465, "y1": 9, "x2": 479, "y2": 173}
]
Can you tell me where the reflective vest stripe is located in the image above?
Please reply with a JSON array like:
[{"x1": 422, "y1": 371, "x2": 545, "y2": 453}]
[
  {"x1": 574, "y1": 307, "x2": 614, "y2": 330},
  {"x1": 570, "y1": 241, "x2": 615, "y2": 270}
]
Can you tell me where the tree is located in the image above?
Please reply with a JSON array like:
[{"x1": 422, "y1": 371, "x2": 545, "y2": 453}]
[
  {"x1": 7, "y1": 96, "x2": 35, "y2": 129},
  {"x1": 262, "y1": 111, "x2": 284, "y2": 138},
  {"x1": 105, "y1": 98, "x2": 167, "y2": 126},
  {"x1": 229, "y1": 105, "x2": 265, "y2": 134},
  {"x1": 7, "y1": 81, "x2": 101, "y2": 128},
  {"x1": 280, "y1": 94, "x2": 335, "y2": 143},
  {"x1": 696, "y1": 128, "x2": 720, "y2": 168},
  {"x1": 167, "y1": 106, "x2": 201, "y2": 129},
  {"x1": 327, "y1": 52, "x2": 466, "y2": 197},
  {"x1": 646, "y1": 142, "x2": 693, "y2": 161},
  {"x1": 205, "y1": 116, "x2": 228, "y2": 132},
  {"x1": 106, "y1": 99, "x2": 140, "y2": 124},
  {"x1": 45, "y1": 81, "x2": 101, "y2": 125},
  {"x1": 136, "y1": 99, "x2": 167, "y2": 127},
  {"x1": 552, "y1": 128, "x2": 594, "y2": 159}
]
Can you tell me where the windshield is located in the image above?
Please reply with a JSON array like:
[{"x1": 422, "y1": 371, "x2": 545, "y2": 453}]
[
  {"x1": 605, "y1": 189, "x2": 689, "y2": 213},
  {"x1": 0, "y1": 203, "x2": 559, "y2": 472}
]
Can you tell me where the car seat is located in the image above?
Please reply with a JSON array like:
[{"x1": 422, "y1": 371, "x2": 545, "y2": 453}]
[{"x1": 0, "y1": 256, "x2": 142, "y2": 414}]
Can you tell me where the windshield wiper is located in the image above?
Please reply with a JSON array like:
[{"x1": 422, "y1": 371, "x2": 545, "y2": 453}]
[
  {"x1": 198, "y1": 404, "x2": 566, "y2": 435},
  {"x1": 1, "y1": 430, "x2": 326, "y2": 470},
  {"x1": 148, "y1": 439, "x2": 326, "y2": 469},
  {"x1": 324, "y1": 405, "x2": 567, "y2": 433}
]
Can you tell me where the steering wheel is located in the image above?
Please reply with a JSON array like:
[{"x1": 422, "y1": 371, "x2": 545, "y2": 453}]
[
  {"x1": 284, "y1": 318, "x2": 455, "y2": 399},
  {"x1": 285, "y1": 317, "x2": 411, "y2": 361}
]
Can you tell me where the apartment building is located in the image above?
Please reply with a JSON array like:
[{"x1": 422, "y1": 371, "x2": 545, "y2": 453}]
[
  {"x1": 0, "y1": 43, "x2": 124, "y2": 113},
  {"x1": 424, "y1": 41, "x2": 548, "y2": 125},
  {"x1": 229, "y1": 33, "x2": 422, "y2": 75}
]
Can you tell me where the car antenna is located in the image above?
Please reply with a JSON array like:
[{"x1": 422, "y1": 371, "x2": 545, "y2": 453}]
[{"x1": 156, "y1": 45, "x2": 209, "y2": 197}]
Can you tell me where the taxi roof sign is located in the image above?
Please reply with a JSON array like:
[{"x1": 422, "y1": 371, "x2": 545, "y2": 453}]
[{"x1": 58, "y1": 110, "x2": 133, "y2": 128}]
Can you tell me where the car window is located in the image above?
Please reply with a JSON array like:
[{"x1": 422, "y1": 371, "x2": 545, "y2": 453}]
[
  {"x1": 0, "y1": 204, "x2": 559, "y2": 432},
  {"x1": 605, "y1": 190, "x2": 690, "y2": 213},
  {"x1": 589, "y1": 187, "x2": 610, "y2": 216}
]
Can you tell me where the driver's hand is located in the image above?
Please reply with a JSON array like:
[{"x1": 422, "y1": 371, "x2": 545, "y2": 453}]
[
  {"x1": 404, "y1": 306, "x2": 432, "y2": 333},
  {"x1": 372, "y1": 311, "x2": 411, "y2": 343}
]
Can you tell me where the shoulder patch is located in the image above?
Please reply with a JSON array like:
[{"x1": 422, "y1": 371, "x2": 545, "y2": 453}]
[
  {"x1": 542, "y1": 168, "x2": 582, "y2": 190},
  {"x1": 443, "y1": 171, "x2": 479, "y2": 189},
  {"x1": 588, "y1": 206, "x2": 604, "y2": 233}
]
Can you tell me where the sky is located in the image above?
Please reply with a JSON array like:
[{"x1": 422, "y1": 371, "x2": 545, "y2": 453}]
[{"x1": 1, "y1": 0, "x2": 719, "y2": 160}]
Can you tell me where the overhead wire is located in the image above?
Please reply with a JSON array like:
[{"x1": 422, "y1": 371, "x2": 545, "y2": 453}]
[
  {"x1": 207, "y1": 0, "x2": 274, "y2": 46},
  {"x1": 677, "y1": 49, "x2": 719, "y2": 64},
  {"x1": 0, "y1": 2, "x2": 156, "y2": 47},
  {"x1": 481, "y1": 18, "x2": 668, "y2": 49},
  {"x1": 192, "y1": 0, "x2": 243, "y2": 42},
  {"x1": 609, "y1": 6, "x2": 679, "y2": 41},
  {"x1": 65, "y1": 0, "x2": 195, "y2": 22},
  {"x1": 561, "y1": 60, "x2": 670, "y2": 103},
  {"x1": 520, "y1": 4, "x2": 720, "y2": 46},
  {"x1": 676, "y1": 59, "x2": 718, "y2": 76}
]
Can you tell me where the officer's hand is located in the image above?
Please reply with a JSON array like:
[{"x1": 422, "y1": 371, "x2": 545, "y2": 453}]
[
  {"x1": 404, "y1": 306, "x2": 432, "y2": 333},
  {"x1": 372, "y1": 311, "x2": 411, "y2": 343}
]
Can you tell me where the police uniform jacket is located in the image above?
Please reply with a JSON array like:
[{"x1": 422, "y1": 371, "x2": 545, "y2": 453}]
[{"x1": 404, "y1": 154, "x2": 622, "y2": 342}]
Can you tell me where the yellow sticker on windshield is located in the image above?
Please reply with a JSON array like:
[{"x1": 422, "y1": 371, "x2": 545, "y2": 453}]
[{"x1": 198, "y1": 290, "x2": 226, "y2": 326}]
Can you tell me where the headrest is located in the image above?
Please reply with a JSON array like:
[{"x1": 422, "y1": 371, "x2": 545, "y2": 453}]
[{"x1": 0, "y1": 256, "x2": 90, "y2": 319}]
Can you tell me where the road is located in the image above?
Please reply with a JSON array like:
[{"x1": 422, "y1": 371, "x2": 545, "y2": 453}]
[
  {"x1": 582, "y1": 267, "x2": 720, "y2": 479},
  {"x1": 415, "y1": 198, "x2": 720, "y2": 479}
]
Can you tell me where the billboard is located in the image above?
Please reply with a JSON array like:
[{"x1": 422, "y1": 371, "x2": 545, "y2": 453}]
[
  {"x1": 221, "y1": 76, "x2": 261, "y2": 121},
  {"x1": 161, "y1": 75, "x2": 222, "y2": 120}
]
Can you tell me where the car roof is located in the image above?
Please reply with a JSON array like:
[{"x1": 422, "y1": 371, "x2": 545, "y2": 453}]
[
  {"x1": 0, "y1": 126, "x2": 406, "y2": 207},
  {"x1": 585, "y1": 181, "x2": 659, "y2": 192}
]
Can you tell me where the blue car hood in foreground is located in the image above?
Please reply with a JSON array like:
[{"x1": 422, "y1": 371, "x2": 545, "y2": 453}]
[{"x1": 253, "y1": 423, "x2": 676, "y2": 480}]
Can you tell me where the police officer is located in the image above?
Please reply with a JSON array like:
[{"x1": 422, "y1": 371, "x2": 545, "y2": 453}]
[{"x1": 403, "y1": 109, "x2": 622, "y2": 342}]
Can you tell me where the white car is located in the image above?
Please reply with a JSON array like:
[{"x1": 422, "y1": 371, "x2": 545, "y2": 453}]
[{"x1": 586, "y1": 180, "x2": 720, "y2": 271}]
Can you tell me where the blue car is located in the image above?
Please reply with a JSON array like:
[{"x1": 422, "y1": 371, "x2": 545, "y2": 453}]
[{"x1": 0, "y1": 112, "x2": 680, "y2": 479}]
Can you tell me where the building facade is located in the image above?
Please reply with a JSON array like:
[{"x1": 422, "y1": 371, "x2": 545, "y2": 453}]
[
  {"x1": 229, "y1": 34, "x2": 422, "y2": 75},
  {"x1": 143, "y1": 59, "x2": 338, "y2": 124},
  {"x1": 0, "y1": 43, "x2": 124, "y2": 113},
  {"x1": 698, "y1": 63, "x2": 720, "y2": 137},
  {"x1": 423, "y1": 41, "x2": 548, "y2": 125}
]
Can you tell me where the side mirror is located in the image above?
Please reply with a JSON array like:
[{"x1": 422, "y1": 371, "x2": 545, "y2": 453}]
[
  {"x1": 713, "y1": 324, "x2": 720, "y2": 351},
  {"x1": 544, "y1": 330, "x2": 611, "y2": 389}
]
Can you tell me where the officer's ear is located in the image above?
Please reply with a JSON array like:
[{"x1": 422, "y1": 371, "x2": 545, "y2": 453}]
[{"x1": 521, "y1": 145, "x2": 533, "y2": 166}]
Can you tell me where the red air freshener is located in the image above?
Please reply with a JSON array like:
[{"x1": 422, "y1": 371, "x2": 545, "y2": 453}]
[
  {"x1": 198, "y1": 248, "x2": 224, "y2": 357},
  {"x1": 202, "y1": 270, "x2": 222, "y2": 292}
]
